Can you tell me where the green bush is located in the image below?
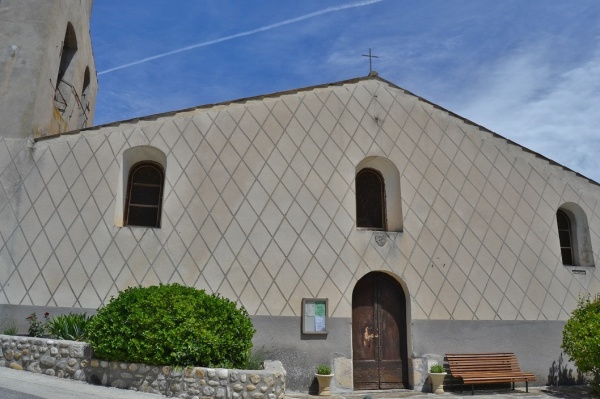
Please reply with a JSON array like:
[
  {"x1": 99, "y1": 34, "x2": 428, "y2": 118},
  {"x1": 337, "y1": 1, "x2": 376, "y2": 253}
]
[
  {"x1": 85, "y1": 284, "x2": 255, "y2": 368},
  {"x1": 48, "y1": 313, "x2": 91, "y2": 341},
  {"x1": 562, "y1": 294, "x2": 600, "y2": 391}
]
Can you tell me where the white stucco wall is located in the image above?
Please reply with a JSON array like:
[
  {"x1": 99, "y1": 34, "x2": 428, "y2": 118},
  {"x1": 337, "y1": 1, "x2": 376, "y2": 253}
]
[{"x1": 1, "y1": 77, "x2": 598, "y2": 322}]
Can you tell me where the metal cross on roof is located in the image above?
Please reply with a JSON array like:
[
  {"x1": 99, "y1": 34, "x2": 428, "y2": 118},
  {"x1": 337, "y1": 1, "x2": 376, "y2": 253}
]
[{"x1": 362, "y1": 48, "x2": 379, "y2": 74}]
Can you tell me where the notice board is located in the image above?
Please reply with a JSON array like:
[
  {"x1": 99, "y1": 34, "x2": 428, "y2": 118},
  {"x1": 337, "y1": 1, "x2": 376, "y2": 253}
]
[{"x1": 302, "y1": 298, "x2": 328, "y2": 334}]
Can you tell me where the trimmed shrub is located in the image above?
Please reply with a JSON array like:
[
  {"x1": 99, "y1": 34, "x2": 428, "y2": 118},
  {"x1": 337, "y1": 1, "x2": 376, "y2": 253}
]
[
  {"x1": 562, "y1": 294, "x2": 600, "y2": 392},
  {"x1": 85, "y1": 284, "x2": 255, "y2": 368}
]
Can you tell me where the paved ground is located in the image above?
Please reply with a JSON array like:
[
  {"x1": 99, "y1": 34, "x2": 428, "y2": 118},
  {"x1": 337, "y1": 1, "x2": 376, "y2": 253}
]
[
  {"x1": 286, "y1": 386, "x2": 594, "y2": 399},
  {"x1": 0, "y1": 367, "x2": 159, "y2": 399},
  {"x1": 0, "y1": 367, "x2": 593, "y2": 399}
]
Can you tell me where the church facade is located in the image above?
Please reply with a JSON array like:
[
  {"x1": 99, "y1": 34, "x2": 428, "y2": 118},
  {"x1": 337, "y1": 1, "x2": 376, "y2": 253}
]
[{"x1": 1, "y1": 0, "x2": 599, "y2": 393}]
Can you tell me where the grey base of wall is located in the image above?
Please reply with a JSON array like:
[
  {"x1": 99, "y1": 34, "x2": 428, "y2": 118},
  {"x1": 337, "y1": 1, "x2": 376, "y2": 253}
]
[
  {"x1": 252, "y1": 317, "x2": 582, "y2": 391},
  {"x1": 0, "y1": 305, "x2": 583, "y2": 392},
  {"x1": 251, "y1": 315, "x2": 352, "y2": 393},
  {"x1": 412, "y1": 320, "x2": 582, "y2": 388},
  {"x1": 241, "y1": 317, "x2": 583, "y2": 391}
]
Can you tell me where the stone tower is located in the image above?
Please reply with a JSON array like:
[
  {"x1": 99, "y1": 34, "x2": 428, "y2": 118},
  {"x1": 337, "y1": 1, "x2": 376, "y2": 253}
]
[{"x1": 0, "y1": 0, "x2": 97, "y2": 139}]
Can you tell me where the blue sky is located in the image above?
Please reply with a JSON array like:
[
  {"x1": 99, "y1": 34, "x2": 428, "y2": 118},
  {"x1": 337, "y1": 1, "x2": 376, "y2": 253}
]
[{"x1": 91, "y1": 1, "x2": 600, "y2": 182}]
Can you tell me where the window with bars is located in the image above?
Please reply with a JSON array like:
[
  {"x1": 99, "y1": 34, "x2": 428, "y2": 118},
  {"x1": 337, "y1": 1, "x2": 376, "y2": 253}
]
[{"x1": 124, "y1": 161, "x2": 164, "y2": 228}]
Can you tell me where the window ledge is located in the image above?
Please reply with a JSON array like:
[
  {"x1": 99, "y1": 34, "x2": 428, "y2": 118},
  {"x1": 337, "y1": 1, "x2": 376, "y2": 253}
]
[
  {"x1": 123, "y1": 225, "x2": 161, "y2": 230},
  {"x1": 564, "y1": 265, "x2": 595, "y2": 275}
]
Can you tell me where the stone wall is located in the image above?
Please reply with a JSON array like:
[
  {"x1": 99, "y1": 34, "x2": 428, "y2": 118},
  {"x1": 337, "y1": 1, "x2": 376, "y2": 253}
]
[{"x1": 0, "y1": 335, "x2": 286, "y2": 399}]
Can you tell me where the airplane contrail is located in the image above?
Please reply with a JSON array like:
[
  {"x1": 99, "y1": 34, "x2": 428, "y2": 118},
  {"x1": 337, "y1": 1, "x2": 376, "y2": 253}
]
[{"x1": 99, "y1": 0, "x2": 385, "y2": 75}]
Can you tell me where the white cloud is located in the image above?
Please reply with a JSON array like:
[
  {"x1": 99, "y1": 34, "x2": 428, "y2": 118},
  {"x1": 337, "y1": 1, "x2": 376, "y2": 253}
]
[
  {"x1": 454, "y1": 43, "x2": 600, "y2": 181},
  {"x1": 98, "y1": 0, "x2": 385, "y2": 75}
]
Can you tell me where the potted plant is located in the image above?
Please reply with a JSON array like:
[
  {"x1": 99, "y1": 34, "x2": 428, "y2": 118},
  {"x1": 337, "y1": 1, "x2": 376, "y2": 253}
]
[
  {"x1": 429, "y1": 363, "x2": 447, "y2": 394},
  {"x1": 315, "y1": 364, "x2": 334, "y2": 396}
]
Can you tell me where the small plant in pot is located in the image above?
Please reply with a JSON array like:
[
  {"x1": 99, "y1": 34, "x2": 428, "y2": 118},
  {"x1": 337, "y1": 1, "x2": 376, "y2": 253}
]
[
  {"x1": 429, "y1": 363, "x2": 447, "y2": 394},
  {"x1": 315, "y1": 364, "x2": 333, "y2": 396}
]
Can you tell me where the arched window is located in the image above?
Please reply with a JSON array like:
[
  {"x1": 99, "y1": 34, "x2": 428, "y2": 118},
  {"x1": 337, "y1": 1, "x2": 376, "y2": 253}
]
[
  {"x1": 556, "y1": 209, "x2": 573, "y2": 265},
  {"x1": 355, "y1": 157, "x2": 402, "y2": 232},
  {"x1": 114, "y1": 146, "x2": 166, "y2": 227},
  {"x1": 556, "y1": 203, "x2": 595, "y2": 267},
  {"x1": 124, "y1": 161, "x2": 165, "y2": 228},
  {"x1": 56, "y1": 23, "x2": 77, "y2": 85},
  {"x1": 356, "y1": 168, "x2": 386, "y2": 230}
]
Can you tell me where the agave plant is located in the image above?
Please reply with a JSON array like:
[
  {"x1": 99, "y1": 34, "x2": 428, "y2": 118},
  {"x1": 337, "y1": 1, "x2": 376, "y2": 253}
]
[{"x1": 47, "y1": 313, "x2": 92, "y2": 341}]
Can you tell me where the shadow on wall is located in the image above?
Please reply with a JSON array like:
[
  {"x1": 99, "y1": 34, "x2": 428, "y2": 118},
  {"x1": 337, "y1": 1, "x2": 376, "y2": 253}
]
[{"x1": 547, "y1": 353, "x2": 585, "y2": 386}]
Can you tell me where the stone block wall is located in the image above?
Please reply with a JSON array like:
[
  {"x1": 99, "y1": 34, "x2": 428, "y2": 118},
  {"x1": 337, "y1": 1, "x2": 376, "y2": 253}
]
[
  {"x1": 0, "y1": 335, "x2": 286, "y2": 399},
  {"x1": 410, "y1": 355, "x2": 437, "y2": 392},
  {"x1": 0, "y1": 335, "x2": 90, "y2": 378}
]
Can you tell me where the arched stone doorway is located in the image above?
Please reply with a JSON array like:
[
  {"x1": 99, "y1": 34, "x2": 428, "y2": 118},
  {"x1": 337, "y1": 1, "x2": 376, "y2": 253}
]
[{"x1": 352, "y1": 272, "x2": 409, "y2": 389}]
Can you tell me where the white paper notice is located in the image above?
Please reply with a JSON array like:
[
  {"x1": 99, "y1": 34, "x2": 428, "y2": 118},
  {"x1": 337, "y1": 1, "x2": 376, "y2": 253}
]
[{"x1": 315, "y1": 316, "x2": 326, "y2": 332}]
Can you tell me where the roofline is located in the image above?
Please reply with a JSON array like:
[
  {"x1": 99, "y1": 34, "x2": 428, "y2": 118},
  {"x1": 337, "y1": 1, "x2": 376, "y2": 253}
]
[{"x1": 35, "y1": 74, "x2": 600, "y2": 187}]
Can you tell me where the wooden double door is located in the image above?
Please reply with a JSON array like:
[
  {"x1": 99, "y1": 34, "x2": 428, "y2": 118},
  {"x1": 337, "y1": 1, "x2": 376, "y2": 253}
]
[{"x1": 352, "y1": 272, "x2": 408, "y2": 389}]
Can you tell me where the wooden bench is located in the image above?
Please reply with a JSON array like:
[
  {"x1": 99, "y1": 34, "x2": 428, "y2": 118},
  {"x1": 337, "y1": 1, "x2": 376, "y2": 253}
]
[{"x1": 445, "y1": 353, "x2": 537, "y2": 395}]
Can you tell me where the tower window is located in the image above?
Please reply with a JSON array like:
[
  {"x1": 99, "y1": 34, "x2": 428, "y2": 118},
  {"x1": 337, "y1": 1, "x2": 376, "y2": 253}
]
[
  {"x1": 356, "y1": 168, "x2": 386, "y2": 230},
  {"x1": 125, "y1": 161, "x2": 164, "y2": 228},
  {"x1": 54, "y1": 23, "x2": 78, "y2": 117}
]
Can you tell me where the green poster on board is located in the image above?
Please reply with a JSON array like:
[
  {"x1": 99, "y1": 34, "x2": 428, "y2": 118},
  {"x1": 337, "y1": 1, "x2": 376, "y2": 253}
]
[{"x1": 315, "y1": 302, "x2": 326, "y2": 317}]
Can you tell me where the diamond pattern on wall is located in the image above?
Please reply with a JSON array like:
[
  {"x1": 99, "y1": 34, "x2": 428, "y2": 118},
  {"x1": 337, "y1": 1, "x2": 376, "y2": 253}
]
[{"x1": 1, "y1": 79, "x2": 600, "y2": 321}]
